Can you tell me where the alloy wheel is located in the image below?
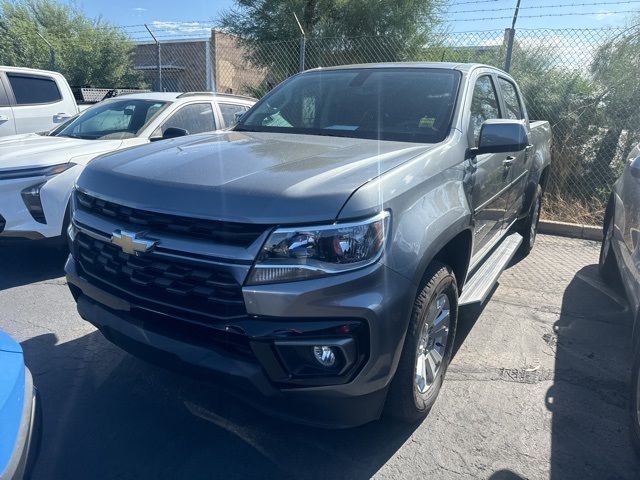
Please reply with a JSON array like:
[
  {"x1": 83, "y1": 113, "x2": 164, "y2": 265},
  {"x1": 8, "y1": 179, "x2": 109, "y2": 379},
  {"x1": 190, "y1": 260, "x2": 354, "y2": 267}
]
[{"x1": 414, "y1": 293, "x2": 451, "y2": 397}]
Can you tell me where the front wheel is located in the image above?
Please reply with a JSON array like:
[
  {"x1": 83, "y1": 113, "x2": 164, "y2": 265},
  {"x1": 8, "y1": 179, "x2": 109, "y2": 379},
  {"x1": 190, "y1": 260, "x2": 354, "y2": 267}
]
[
  {"x1": 385, "y1": 262, "x2": 458, "y2": 423},
  {"x1": 599, "y1": 211, "x2": 619, "y2": 285},
  {"x1": 518, "y1": 184, "x2": 542, "y2": 257}
]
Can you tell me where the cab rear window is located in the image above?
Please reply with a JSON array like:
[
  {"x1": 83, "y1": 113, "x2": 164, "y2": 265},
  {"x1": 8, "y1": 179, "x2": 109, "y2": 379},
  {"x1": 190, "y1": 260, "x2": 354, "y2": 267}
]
[{"x1": 7, "y1": 73, "x2": 62, "y2": 105}]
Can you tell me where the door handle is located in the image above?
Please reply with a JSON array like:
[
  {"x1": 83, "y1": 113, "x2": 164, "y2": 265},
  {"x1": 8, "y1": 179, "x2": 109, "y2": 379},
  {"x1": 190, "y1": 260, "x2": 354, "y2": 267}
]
[
  {"x1": 0, "y1": 115, "x2": 8, "y2": 122},
  {"x1": 503, "y1": 156, "x2": 516, "y2": 168},
  {"x1": 53, "y1": 113, "x2": 71, "y2": 123}
]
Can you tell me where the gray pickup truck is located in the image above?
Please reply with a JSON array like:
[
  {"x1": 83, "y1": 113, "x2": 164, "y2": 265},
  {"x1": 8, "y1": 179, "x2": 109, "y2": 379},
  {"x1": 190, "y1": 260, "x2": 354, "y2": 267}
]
[{"x1": 65, "y1": 63, "x2": 551, "y2": 428}]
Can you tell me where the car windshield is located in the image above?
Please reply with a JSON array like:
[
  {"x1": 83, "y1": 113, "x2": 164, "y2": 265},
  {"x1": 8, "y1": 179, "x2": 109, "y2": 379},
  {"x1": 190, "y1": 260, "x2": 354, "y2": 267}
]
[
  {"x1": 236, "y1": 68, "x2": 461, "y2": 143},
  {"x1": 55, "y1": 99, "x2": 168, "y2": 140}
]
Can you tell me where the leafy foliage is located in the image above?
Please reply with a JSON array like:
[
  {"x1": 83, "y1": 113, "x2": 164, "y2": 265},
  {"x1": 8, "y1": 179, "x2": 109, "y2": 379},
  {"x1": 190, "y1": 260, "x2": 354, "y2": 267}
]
[
  {"x1": 0, "y1": 0, "x2": 144, "y2": 87},
  {"x1": 219, "y1": 0, "x2": 445, "y2": 79}
]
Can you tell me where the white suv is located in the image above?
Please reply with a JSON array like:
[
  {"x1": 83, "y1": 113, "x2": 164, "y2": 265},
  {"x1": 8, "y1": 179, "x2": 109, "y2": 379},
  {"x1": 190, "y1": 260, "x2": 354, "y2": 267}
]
[
  {"x1": 0, "y1": 91, "x2": 255, "y2": 240},
  {"x1": 0, "y1": 66, "x2": 80, "y2": 137}
]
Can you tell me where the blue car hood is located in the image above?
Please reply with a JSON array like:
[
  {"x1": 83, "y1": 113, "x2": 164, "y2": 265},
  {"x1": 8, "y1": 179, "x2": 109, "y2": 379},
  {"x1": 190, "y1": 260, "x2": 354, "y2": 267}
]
[
  {"x1": 0, "y1": 331, "x2": 22, "y2": 353},
  {"x1": 0, "y1": 333, "x2": 25, "y2": 477}
]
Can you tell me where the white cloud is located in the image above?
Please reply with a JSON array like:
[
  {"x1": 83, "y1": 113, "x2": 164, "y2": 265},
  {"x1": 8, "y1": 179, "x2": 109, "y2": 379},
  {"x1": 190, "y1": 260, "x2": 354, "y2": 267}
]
[
  {"x1": 593, "y1": 10, "x2": 620, "y2": 21},
  {"x1": 150, "y1": 21, "x2": 213, "y2": 37},
  {"x1": 132, "y1": 7, "x2": 147, "y2": 12}
]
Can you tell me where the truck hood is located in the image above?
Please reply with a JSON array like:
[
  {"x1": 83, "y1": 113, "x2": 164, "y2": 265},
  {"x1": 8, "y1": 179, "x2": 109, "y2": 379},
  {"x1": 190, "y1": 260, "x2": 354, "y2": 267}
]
[
  {"x1": 78, "y1": 131, "x2": 439, "y2": 224},
  {"x1": 0, "y1": 133, "x2": 123, "y2": 170}
]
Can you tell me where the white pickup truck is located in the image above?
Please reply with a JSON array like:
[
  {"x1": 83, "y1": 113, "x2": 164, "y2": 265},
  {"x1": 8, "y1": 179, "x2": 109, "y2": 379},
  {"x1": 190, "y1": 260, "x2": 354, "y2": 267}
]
[{"x1": 0, "y1": 66, "x2": 79, "y2": 137}]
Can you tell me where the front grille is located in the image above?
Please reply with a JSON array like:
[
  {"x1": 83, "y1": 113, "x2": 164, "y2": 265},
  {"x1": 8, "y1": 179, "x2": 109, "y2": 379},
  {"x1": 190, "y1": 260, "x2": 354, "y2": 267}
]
[
  {"x1": 76, "y1": 233, "x2": 247, "y2": 322},
  {"x1": 75, "y1": 191, "x2": 267, "y2": 247}
]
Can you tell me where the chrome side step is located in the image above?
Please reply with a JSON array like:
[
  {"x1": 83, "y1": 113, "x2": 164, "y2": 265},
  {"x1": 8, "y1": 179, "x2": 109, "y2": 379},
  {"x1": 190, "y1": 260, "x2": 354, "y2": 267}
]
[{"x1": 459, "y1": 233, "x2": 523, "y2": 306}]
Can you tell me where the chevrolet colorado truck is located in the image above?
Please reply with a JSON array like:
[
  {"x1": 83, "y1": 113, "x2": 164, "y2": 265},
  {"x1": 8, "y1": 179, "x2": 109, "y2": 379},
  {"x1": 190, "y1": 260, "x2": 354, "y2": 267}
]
[{"x1": 65, "y1": 63, "x2": 551, "y2": 428}]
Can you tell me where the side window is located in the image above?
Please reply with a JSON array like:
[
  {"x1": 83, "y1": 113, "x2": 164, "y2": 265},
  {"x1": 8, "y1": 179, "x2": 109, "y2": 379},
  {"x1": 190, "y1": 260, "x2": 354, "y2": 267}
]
[
  {"x1": 498, "y1": 78, "x2": 524, "y2": 120},
  {"x1": 469, "y1": 75, "x2": 500, "y2": 147},
  {"x1": 162, "y1": 103, "x2": 216, "y2": 135},
  {"x1": 7, "y1": 73, "x2": 62, "y2": 105},
  {"x1": 218, "y1": 103, "x2": 249, "y2": 127}
]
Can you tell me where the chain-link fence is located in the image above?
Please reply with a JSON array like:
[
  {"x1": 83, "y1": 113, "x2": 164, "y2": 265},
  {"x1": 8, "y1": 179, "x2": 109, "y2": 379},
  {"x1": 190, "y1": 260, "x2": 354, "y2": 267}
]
[
  {"x1": 8, "y1": 22, "x2": 636, "y2": 226},
  {"x1": 127, "y1": 24, "x2": 640, "y2": 226}
]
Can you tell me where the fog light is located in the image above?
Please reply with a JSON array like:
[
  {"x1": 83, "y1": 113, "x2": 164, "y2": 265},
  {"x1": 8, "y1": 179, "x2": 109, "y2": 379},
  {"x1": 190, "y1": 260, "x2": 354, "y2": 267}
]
[{"x1": 313, "y1": 346, "x2": 337, "y2": 367}]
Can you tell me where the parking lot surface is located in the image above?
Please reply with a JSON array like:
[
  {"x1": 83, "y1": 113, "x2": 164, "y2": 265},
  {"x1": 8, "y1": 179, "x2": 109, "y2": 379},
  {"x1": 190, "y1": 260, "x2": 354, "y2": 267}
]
[{"x1": 0, "y1": 234, "x2": 638, "y2": 479}]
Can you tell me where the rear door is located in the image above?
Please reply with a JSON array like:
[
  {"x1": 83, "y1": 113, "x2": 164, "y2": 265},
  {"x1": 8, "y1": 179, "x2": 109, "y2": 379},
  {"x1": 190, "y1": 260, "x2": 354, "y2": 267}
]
[
  {"x1": 216, "y1": 102, "x2": 251, "y2": 129},
  {"x1": 468, "y1": 73, "x2": 510, "y2": 258},
  {"x1": 0, "y1": 73, "x2": 16, "y2": 137},
  {"x1": 496, "y1": 76, "x2": 531, "y2": 229},
  {"x1": 6, "y1": 71, "x2": 72, "y2": 134}
]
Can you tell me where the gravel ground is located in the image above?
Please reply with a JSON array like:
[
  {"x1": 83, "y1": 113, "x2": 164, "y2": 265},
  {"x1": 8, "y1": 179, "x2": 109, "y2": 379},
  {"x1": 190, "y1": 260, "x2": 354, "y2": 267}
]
[{"x1": 0, "y1": 234, "x2": 638, "y2": 479}]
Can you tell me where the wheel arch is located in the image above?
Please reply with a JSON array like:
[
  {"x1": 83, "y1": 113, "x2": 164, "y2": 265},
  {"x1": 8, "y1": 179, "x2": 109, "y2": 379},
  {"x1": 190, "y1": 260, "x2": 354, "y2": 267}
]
[{"x1": 410, "y1": 220, "x2": 474, "y2": 292}]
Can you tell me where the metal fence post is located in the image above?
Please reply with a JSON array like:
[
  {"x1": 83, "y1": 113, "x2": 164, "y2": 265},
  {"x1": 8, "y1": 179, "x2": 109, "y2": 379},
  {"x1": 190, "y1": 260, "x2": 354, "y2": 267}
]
[
  {"x1": 504, "y1": 0, "x2": 521, "y2": 72},
  {"x1": 35, "y1": 31, "x2": 55, "y2": 70},
  {"x1": 299, "y1": 35, "x2": 306, "y2": 72},
  {"x1": 157, "y1": 42, "x2": 163, "y2": 91},
  {"x1": 145, "y1": 24, "x2": 162, "y2": 91},
  {"x1": 504, "y1": 28, "x2": 515, "y2": 72}
]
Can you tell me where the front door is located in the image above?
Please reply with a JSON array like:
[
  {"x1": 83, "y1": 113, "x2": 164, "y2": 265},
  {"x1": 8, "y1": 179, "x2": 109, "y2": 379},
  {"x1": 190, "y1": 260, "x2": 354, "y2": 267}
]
[
  {"x1": 468, "y1": 74, "x2": 510, "y2": 258},
  {"x1": 617, "y1": 151, "x2": 640, "y2": 310}
]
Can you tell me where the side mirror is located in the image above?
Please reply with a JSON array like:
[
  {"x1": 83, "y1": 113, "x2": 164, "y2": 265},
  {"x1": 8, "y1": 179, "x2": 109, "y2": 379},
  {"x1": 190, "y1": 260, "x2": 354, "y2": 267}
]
[
  {"x1": 471, "y1": 119, "x2": 529, "y2": 157},
  {"x1": 151, "y1": 127, "x2": 189, "y2": 142},
  {"x1": 630, "y1": 156, "x2": 640, "y2": 179},
  {"x1": 233, "y1": 111, "x2": 245, "y2": 125},
  {"x1": 163, "y1": 127, "x2": 189, "y2": 139}
]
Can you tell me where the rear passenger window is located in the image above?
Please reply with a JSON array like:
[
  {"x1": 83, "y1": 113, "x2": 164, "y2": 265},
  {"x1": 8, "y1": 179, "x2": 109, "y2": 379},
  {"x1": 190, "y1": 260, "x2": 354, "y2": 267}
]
[
  {"x1": 218, "y1": 103, "x2": 249, "y2": 127},
  {"x1": 161, "y1": 103, "x2": 216, "y2": 135},
  {"x1": 469, "y1": 75, "x2": 501, "y2": 147},
  {"x1": 498, "y1": 78, "x2": 524, "y2": 120},
  {"x1": 7, "y1": 73, "x2": 62, "y2": 105}
]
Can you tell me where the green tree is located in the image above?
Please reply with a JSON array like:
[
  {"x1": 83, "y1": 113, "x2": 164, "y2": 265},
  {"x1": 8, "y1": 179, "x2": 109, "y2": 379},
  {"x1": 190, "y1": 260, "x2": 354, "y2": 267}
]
[
  {"x1": 219, "y1": 0, "x2": 445, "y2": 81},
  {"x1": 589, "y1": 23, "x2": 640, "y2": 191},
  {"x1": 0, "y1": 0, "x2": 144, "y2": 87}
]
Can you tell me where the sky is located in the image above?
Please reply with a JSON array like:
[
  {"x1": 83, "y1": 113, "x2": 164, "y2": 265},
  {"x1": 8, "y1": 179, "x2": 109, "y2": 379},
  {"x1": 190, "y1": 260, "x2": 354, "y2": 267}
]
[{"x1": 67, "y1": 0, "x2": 637, "y2": 37}]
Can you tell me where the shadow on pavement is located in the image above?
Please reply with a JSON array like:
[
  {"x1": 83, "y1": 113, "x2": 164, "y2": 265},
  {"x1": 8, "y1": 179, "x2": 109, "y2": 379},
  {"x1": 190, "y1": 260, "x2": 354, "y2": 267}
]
[
  {"x1": 0, "y1": 239, "x2": 67, "y2": 291},
  {"x1": 22, "y1": 331, "x2": 420, "y2": 480},
  {"x1": 549, "y1": 264, "x2": 639, "y2": 479}
]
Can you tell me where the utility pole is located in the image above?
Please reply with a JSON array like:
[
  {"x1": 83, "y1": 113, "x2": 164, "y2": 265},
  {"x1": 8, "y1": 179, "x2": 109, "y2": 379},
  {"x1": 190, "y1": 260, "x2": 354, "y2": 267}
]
[
  {"x1": 145, "y1": 24, "x2": 162, "y2": 91},
  {"x1": 294, "y1": 13, "x2": 306, "y2": 72},
  {"x1": 504, "y1": 0, "x2": 522, "y2": 73}
]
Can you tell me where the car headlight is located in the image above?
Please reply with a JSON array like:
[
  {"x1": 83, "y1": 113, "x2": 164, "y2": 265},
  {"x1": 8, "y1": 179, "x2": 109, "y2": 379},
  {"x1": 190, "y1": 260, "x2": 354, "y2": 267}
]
[
  {"x1": 0, "y1": 162, "x2": 76, "y2": 181},
  {"x1": 247, "y1": 211, "x2": 390, "y2": 285}
]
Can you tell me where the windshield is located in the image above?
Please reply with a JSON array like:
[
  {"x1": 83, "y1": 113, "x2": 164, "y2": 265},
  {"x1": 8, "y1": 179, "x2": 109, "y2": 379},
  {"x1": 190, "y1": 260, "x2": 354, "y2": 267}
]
[
  {"x1": 237, "y1": 68, "x2": 461, "y2": 143},
  {"x1": 55, "y1": 99, "x2": 168, "y2": 140}
]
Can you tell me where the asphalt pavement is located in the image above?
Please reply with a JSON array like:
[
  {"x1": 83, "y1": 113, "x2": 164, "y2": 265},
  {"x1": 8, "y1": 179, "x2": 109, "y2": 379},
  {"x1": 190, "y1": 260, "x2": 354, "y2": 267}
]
[{"x1": 0, "y1": 235, "x2": 638, "y2": 479}]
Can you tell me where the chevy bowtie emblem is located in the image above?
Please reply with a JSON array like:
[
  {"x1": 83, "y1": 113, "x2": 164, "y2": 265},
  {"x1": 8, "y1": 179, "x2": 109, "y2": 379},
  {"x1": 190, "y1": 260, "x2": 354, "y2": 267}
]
[{"x1": 110, "y1": 230, "x2": 157, "y2": 255}]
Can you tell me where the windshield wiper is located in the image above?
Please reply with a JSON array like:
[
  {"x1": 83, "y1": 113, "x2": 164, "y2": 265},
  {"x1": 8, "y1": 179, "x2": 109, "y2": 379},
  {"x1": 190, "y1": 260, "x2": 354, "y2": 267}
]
[{"x1": 233, "y1": 125, "x2": 259, "y2": 132}]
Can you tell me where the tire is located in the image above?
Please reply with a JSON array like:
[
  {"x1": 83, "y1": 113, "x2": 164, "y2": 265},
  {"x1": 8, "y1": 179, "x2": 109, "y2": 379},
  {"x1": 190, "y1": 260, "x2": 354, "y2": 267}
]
[
  {"x1": 385, "y1": 262, "x2": 458, "y2": 423},
  {"x1": 518, "y1": 184, "x2": 542, "y2": 257},
  {"x1": 631, "y1": 345, "x2": 640, "y2": 457},
  {"x1": 599, "y1": 206, "x2": 619, "y2": 285}
]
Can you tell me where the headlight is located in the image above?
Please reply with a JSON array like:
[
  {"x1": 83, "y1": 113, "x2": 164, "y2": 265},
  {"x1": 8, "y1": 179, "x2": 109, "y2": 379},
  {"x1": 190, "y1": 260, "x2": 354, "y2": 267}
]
[
  {"x1": 0, "y1": 162, "x2": 76, "y2": 181},
  {"x1": 247, "y1": 211, "x2": 390, "y2": 285}
]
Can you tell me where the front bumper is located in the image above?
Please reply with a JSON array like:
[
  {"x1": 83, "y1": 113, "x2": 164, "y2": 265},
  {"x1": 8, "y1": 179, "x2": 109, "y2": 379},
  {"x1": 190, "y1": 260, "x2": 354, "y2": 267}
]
[
  {"x1": 0, "y1": 165, "x2": 81, "y2": 240},
  {"x1": 66, "y1": 255, "x2": 415, "y2": 428},
  {"x1": 1, "y1": 368, "x2": 41, "y2": 480}
]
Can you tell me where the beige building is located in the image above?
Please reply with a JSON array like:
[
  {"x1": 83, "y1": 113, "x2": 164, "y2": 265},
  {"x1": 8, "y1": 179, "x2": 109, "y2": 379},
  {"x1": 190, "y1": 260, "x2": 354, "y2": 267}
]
[{"x1": 133, "y1": 30, "x2": 266, "y2": 95}]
